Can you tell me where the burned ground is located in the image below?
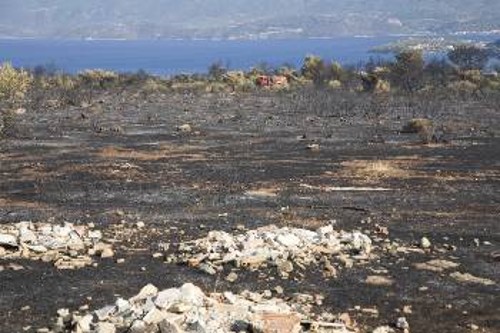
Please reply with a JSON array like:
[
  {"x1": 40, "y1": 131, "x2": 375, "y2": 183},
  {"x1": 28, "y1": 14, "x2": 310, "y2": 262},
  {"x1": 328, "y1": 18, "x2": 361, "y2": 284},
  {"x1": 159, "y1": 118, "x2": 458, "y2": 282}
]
[{"x1": 0, "y1": 88, "x2": 499, "y2": 332}]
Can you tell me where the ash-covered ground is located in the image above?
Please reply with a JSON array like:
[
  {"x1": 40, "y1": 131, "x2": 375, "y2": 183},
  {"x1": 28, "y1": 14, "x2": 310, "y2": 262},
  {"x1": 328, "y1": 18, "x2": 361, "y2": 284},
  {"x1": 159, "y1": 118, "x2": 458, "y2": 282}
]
[{"x1": 0, "y1": 88, "x2": 499, "y2": 333}]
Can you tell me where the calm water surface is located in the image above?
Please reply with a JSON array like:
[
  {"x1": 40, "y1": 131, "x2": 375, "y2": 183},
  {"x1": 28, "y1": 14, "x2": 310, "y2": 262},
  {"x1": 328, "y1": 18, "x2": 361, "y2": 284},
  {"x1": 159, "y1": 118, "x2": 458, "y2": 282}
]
[{"x1": 0, "y1": 38, "x2": 400, "y2": 75}]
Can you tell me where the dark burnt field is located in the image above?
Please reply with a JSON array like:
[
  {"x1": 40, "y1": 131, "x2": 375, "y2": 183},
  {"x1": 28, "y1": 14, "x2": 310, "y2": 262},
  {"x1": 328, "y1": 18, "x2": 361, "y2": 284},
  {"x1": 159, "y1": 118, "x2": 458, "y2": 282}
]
[{"x1": 1, "y1": 87, "x2": 499, "y2": 333}]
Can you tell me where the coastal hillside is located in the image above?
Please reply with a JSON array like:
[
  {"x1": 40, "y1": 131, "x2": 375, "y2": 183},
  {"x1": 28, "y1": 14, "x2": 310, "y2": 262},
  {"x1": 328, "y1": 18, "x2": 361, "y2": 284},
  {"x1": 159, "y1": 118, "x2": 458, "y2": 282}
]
[{"x1": 1, "y1": 0, "x2": 499, "y2": 39}]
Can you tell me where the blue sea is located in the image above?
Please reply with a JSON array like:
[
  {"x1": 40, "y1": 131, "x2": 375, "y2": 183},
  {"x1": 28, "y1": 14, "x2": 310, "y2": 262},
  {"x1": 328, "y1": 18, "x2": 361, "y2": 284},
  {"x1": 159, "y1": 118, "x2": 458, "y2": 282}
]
[
  {"x1": 0, "y1": 35, "x2": 497, "y2": 75},
  {"x1": 0, "y1": 37, "x2": 400, "y2": 75}
]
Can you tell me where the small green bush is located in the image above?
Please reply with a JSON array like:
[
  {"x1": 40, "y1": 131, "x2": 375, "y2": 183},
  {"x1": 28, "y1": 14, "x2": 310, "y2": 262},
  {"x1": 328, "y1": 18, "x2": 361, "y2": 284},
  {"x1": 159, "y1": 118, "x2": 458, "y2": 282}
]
[
  {"x1": 402, "y1": 118, "x2": 435, "y2": 144},
  {"x1": 0, "y1": 62, "x2": 32, "y2": 104},
  {"x1": 0, "y1": 62, "x2": 32, "y2": 136},
  {"x1": 78, "y1": 69, "x2": 119, "y2": 88}
]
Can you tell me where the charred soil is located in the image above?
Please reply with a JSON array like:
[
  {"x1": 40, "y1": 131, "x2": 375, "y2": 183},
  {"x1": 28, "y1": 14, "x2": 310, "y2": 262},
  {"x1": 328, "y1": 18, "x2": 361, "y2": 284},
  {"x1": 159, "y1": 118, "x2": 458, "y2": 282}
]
[{"x1": 0, "y1": 88, "x2": 499, "y2": 332}]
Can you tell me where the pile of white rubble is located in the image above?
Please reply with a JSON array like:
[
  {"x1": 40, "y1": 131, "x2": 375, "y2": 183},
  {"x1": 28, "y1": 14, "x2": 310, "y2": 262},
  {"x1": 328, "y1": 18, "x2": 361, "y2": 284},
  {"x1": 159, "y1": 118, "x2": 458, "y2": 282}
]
[
  {"x1": 169, "y1": 224, "x2": 373, "y2": 278},
  {"x1": 53, "y1": 282, "x2": 356, "y2": 333},
  {"x1": 0, "y1": 221, "x2": 113, "y2": 269}
]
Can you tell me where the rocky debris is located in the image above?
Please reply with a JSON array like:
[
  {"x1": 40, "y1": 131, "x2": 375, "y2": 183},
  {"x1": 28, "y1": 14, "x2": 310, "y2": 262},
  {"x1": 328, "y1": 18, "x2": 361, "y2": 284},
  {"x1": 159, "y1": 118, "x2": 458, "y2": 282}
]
[
  {"x1": 306, "y1": 143, "x2": 320, "y2": 151},
  {"x1": 0, "y1": 221, "x2": 113, "y2": 269},
  {"x1": 176, "y1": 124, "x2": 192, "y2": 133},
  {"x1": 401, "y1": 306, "x2": 412, "y2": 315},
  {"x1": 251, "y1": 313, "x2": 302, "y2": 333},
  {"x1": 419, "y1": 237, "x2": 431, "y2": 249},
  {"x1": 395, "y1": 317, "x2": 409, "y2": 331},
  {"x1": 467, "y1": 323, "x2": 480, "y2": 331},
  {"x1": 50, "y1": 283, "x2": 357, "y2": 333},
  {"x1": 2, "y1": 263, "x2": 25, "y2": 271},
  {"x1": 450, "y1": 272, "x2": 496, "y2": 286},
  {"x1": 225, "y1": 272, "x2": 238, "y2": 283},
  {"x1": 413, "y1": 259, "x2": 459, "y2": 272},
  {"x1": 168, "y1": 225, "x2": 372, "y2": 278},
  {"x1": 0, "y1": 233, "x2": 18, "y2": 247},
  {"x1": 364, "y1": 275, "x2": 394, "y2": 287}
]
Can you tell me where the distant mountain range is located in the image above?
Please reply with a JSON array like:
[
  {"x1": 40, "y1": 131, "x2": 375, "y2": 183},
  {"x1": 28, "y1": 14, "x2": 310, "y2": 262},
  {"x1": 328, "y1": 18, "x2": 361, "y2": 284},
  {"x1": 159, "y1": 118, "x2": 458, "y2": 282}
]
[{"x1": 1, "y1": 0, "x2": 500, "y2": 39}]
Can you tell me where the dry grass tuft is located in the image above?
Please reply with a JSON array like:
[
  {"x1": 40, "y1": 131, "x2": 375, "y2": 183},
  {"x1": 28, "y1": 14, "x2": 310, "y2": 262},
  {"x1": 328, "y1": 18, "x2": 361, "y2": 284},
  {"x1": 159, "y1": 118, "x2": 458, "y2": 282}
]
[
  {"x1": 97, "y1": 145, "x2": 206, "y2": 161},
  {"x1": 341, "y1": 160, "x2": 411, "y2": 179}
]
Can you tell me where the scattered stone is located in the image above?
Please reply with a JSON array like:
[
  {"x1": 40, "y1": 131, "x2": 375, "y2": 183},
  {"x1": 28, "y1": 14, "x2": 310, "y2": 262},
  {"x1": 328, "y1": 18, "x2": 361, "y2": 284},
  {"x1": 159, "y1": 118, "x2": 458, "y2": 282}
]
[
  {"x1": 158, "y1": 319, "x2": 182, "y2": 333},
  {"x1": 414, "y1": 259, "x2": 459, "y2": 272},
  {"x1": 199, "y1": 262, "x2": 217, "y2": 275},
  {"x1": 361, "y1": 307, "x2": 379, "y2": 316},
  {"x1": 322, "y1": 259, "x2": 337, "y2": 278},
  {"x1": 100, "y1": 248, "x2": 115, "y2": 258},
  {"x1": 339, "y1": 312, "x2": 353, "y2": 328},
  {"x1": 277, "y1": 260, "x2": 294, "y2": 275},
  {"x1": 0, "y1": 234, "x2": 18, "y2": 248},
  {"x1": 396, "y1": 317, "x2": 409, "y2": 330},
  {"x1": 116, "y1": 258, "x2": 125, "y2": 264},
  {"x1": 338, "y1": 255, "x2": 354, "y2": 268},
  {"x1": 273, "y1": 286, "x2": 284, "y2": 295},
  {"x1": 176, "y1": 124, "x2": 192, "y2": 133},
  {"x1": 96, "y1": 306, "x2": 118, "y2": 323},
  {"x1": 225, "y1": 272, "x2": 238, "y2": 283},
  {"x1": 420, "y1": 237, "x2": 431, "y2": 249},
  {"x1": 168, "y1": 302, "x2": 192, "y2": 314},
  {"x1": 365, "y1": 275, "x2": 394, "y2": 286},
  {"x1": 131, "y1": 284, "x2": 159, "y2": 302},
  {"x1": 251, "y1": 313, "x2": 301, "y2": 333},
  {"x1": 76, "y1": 315, "x2": 93, "y2": 332},
  {"x1": 450, "y1": 272, "x2": 495, "y2": 286},
  {"x1": 307, "y1": 143, "x2": 320, "y2": 151},
  {"x1": 373, "y1": 326, "x2": 395, "y2": 333},
  {"x1": 467, "y1": 323, "x2": 480, "y2": 331},
  {"x1": 54, "y1": 255, "x2": 93, "y2": 270},
  {"x1": 96, "y1": 322, "x2": 116, "y2": 333},
  {"x1": 402, "y1": 305, "x2": 412, "y2": 314},
  {"x1": 8, "y1": 263, "x2": 24, "y2": 271}
]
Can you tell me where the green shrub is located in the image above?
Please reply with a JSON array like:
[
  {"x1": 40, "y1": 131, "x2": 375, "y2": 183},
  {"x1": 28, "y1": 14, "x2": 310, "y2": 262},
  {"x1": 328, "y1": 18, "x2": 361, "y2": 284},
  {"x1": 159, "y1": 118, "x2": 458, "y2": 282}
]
[
  {"x1": 0, "y1": 62, "x2": 32, "y2": 104},
  {"x1": 0, "y1": 62, "x2": 32, "y2": 136},
  {"x1": 447, "y1": 80, "x2": 479, "y2": 93},
  {"x1": 391, "y1": 50, "x2": 424, "y2": 92},
  {"x1": 78, "y1": 69, "x2": 119, "y2": 88},
  {"x1": 402, "y1": 118, "x2": 435, "y2": 144}
]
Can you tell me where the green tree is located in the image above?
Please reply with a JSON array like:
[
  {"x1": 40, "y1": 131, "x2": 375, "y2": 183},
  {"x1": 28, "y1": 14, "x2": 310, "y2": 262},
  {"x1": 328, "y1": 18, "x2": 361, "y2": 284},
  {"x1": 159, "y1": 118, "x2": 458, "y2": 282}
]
[
  {"x1": 391, "y1": 50, "x2": 424, "y2": 92},
  {"x1": 301, "y1": 55, "x2": 328, "y2": 86}
]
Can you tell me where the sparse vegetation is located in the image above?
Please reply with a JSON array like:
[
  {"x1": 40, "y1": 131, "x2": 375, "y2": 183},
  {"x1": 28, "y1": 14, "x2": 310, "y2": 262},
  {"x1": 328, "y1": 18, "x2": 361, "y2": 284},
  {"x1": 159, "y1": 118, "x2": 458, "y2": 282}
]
[
  {"x1": 1, "y1": 45, "x2": 500, "y2": 333},
  {"x1": 4, "y1": 49, "x2": 499, "y2": 145},
  {"x1": 0, "y1": 62, "x2": 32, "y2": 136}
]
